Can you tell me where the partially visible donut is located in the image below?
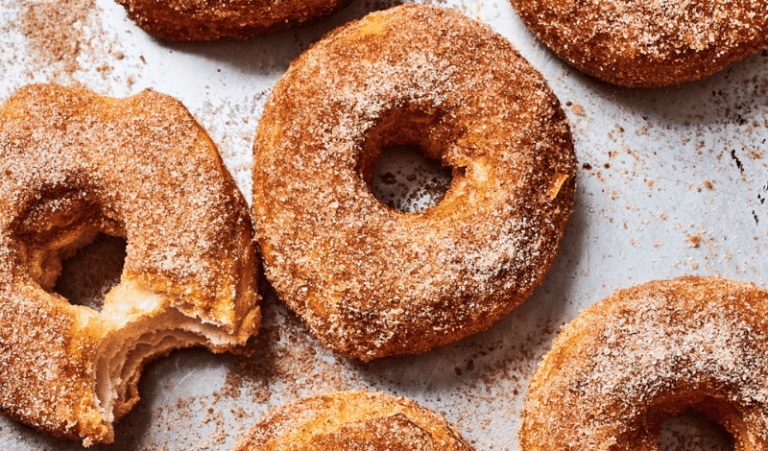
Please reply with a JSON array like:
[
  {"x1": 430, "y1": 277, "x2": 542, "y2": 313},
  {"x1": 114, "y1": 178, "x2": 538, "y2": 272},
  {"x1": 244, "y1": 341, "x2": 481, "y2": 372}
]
[
  {"x1": 510, "y1": 0, "x2": 768, "y2": 86},
  {"x1": 115, "y1": 0, "x2": 350, "y2": 40},
  {"x1": 520, "y1": 276, "x2": 768, "y2": 450},
  {"x1": 233, "y1": 392, "x2": 474, "y2": 451},
  {"x1": 0, "y1": 84, "x2": 261, "y2": 445},
  {"x1": 252, "y1": 4, "x2": 577, "y2": 361}
]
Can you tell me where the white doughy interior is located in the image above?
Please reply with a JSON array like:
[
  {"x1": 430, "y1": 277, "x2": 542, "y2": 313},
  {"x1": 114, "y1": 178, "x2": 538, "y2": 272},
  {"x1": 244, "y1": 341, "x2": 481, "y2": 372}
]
[
  {"x1": 93, "y1": 280, "x2": 238, "y2": 427},
  {"x1": 19, "y1": 214, "x2": 250, "y2": 438}
]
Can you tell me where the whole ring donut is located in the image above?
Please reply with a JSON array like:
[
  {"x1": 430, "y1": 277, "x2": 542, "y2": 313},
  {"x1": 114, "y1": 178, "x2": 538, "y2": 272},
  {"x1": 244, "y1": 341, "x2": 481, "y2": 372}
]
[
  {"x1": 252, "y1": 4, "x2": 577, "y2": 361},
  {"x1": 510, "y1": 0, "x2": 768, "y2": 87},
  {"x1": 233, "y1": 392, "x2": 474, "y2": 451},
  {"x1": 0, "y1": 84, "x2": 261, "y2": 445},
  {"x1": 115, "y1": 0, "x2": 350, "y2": 40},
  {"x1": 520, "y1": 276, "x2": 768, "y2": 450}
]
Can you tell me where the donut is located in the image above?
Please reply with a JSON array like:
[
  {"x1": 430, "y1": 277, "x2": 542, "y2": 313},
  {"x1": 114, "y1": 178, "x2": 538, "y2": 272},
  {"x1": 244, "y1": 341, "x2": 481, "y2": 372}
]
[
  {"x1": 233, "y1": 392, "x2": 474, "y2": 451},
  {"x1": 510, "y1": 0, "x2": 768, "y2": 86},
  {"x1": 115, "y1": 0, "x2": 349, "y2": 41},
  {"x1": 0, "y1": 84, "x2": 261, "y2": 445},
  {"x1": 252, "y1": 4, "x2": 577, "y2": 361},
  {"x1": 520, "y1": 276, "x2": 768, "y2": 450}
]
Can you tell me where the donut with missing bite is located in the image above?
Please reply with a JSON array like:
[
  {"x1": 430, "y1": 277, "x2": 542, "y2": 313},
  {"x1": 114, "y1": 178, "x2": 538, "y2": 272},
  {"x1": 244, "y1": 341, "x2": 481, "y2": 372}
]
[{"x1": 0, "y1": 84, "x2": 261, "y2": 445}]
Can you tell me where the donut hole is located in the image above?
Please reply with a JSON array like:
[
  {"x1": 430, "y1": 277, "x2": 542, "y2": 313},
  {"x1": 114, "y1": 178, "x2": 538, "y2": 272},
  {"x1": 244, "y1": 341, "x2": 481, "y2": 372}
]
[
  {"x1": 657, "y1": 409, "x2": 735, "y2": 451},
  {"x1": 12, "y1": 188, "x2": 126, "y2": 312},
  {"x1": 370, "y1": 143, "x2": 454, "y2": 212},
  {"x1": 53, "y1": 233, "x2": 127, "y2": 312},
  {"x1": 360, "y1": 110, "x2": 462, "y2": 213}
]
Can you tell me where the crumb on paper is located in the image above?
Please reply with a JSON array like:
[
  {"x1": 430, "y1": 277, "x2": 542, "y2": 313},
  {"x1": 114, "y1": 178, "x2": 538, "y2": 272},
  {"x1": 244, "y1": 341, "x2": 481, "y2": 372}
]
[
  {"x1": 570, "y1": 101, "x2": 584, "y2": 116},
  {"x1": 686, "y1": 234, "x2": 703, "y2": 248}
]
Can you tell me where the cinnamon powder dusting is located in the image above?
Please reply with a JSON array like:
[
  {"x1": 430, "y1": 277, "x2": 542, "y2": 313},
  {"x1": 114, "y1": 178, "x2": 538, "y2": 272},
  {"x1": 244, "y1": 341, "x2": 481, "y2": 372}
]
[
  {"x1": 19, "y1": 0, "x2": 114, "y2": 79},
  {"x1": 252, "y1": 4, "x2": 577, "y2": 362},
  {"x1": 0, "y1": 84, "x2": 258, "y2": 443},
  {"x1": 521, "y1": 277, "x2": 768, "y2": 449},
  {"x1": 510, "y1": 0, "x2": 768, "y2": 86}
]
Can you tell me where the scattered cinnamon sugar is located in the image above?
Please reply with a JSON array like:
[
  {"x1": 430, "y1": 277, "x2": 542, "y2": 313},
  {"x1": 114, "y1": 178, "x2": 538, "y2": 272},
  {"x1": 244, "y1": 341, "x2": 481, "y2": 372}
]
[
  {"x1": 221, "y1": 293, "x2": 360, "y2": 405},
  {"x1": 686, "y1": 233, "x2": 703, "y2": 248},
  {"x1": 0, "y1": 84, "x2": 259, "y2": 445},
  {"x1": 521, "y1": 277, "x2": 768, "y2": 448},
  {"x1": 570, "y1": 101, "x2": 584, "y2": 116},
  {"x1": 511, "y1": 0, "x2": 768, "y2": 86},
  {"x1": 657, "y1": 410, "x2": 733, "y2": 451},
  {"x1": 18, "y1": 0, "x2": 113, "y2": 81},
  {"x1": 128, "y1": 284, "x2": 546, "y2": 450},
  {"x1": 371, "y1": 144, "x2": 453, "y2": 212},
  {"x1": 0, "y1": 2, "x2": 766, "y2": 451},
  {"x1": 233, "y1": 392, "x2": 472, "y2": 451},
  {"x1": 252, "y1": 4, "x2": 577, "y2": 362}
]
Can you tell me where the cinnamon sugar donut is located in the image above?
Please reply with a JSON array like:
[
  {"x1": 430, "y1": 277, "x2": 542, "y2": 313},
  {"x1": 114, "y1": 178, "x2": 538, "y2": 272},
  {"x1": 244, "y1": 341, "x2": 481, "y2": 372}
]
[
  {"x1": 115, "y1": 0, "x2": 349, "y2": 41},
  {"x1": 233, "y1": 392, "x2": 474, "y2": 451},
  {"x1": 520, "y1": 276, "x2": 768, "y2": 450},
  {"x1": 510, "y1": 0, "x2": 768, "y2": 87},
  {"x1": 252, "y1": 4, "x2": 577, "y2": 361},
  {"x1": 0, "y1": 84, "x2": 261, "y2": 445}
]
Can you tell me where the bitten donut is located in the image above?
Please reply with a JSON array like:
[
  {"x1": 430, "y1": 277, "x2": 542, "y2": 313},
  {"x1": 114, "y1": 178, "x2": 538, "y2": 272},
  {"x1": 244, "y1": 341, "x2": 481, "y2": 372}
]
[
  {"x1": 253, "y1": 4, "x2": 576, "y2": 362},
  {"x1": 0, "y1": 84, "x2": 261, "y2": 445},
  {"x1": 510, "y1": 0, "x2": 768, "y2": 87},
  {"x1": 115, "y1": 0, "x2": 349, "y2": 40},
  {"x1": 520, "y1": 276, "x2": 768, "y2": 450},
  {"x1": 233, "y1": 392, "x2": 474, "y2": 451}
]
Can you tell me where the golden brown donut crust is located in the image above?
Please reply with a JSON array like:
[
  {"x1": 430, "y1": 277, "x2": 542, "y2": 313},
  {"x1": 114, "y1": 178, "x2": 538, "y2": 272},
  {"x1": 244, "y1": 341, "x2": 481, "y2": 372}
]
[
  {"x1": 233, "y1": 392, "x2": 474, "y2": 451},
  {"x1": 115, "y1": 0, "x2": 350, "y2": 41},
  {"x1": 520, "y1": 276, "x2": 768, "y2": 451},
  {"x1": 510, "y1": 0, "x2": 768, "y2": 87},
  {"x1": 252, "y1": 4, "x2": 577, "y2": 362},
  {"x1": 0, "y1": 84, "x2": 261, "y2": 444}
]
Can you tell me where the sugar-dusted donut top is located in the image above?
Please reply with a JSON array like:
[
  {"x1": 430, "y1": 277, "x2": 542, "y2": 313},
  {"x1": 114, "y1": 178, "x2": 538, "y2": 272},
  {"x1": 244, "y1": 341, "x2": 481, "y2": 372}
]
[
  {"x1": 521, "y1": 276, "x2": 768, "y2": 449},
  {"x1": 511, "y1": 0, "x2": 768, "y2": 86},
  {"x1": 253, "y1": 5, "x2": 577, "y2": 360}
]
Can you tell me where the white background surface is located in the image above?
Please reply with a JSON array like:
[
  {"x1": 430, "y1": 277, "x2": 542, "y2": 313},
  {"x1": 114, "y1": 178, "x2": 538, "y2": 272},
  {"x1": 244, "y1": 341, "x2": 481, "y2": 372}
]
[{"x1": 0, "y1": 0, "x2": 767, "y2": 450}]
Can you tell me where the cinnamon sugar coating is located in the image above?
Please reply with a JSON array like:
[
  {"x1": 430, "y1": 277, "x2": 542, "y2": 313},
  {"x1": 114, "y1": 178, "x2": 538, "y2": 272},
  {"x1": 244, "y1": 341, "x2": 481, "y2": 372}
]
[
  {"x1": 0, "y1": 84, "x2": 261, "y2": 444},
  {"x1": 253, "y1": 5, "x2": 577, "y2": 361},
  {"x1": 115, "y1": 0, "x2": 350, "y2": 41},
  {"x1": 510, "y1": 0, "x2": 768, "y2": 87},
  {"x1": 520, "y1": 276, "x2": 768, "y2": 451},
  {"x1": 233, "y1": 392, "x2": 474, "y2": 451}
]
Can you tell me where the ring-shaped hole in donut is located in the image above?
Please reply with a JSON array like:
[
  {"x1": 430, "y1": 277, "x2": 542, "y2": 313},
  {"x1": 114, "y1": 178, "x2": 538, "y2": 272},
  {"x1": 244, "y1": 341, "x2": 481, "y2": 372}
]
[
  {"x1": 657, "y1": 409, "x2": 734, "y2": 451},
  {"x1": 54, "y1": 233, "x2": 127, "y2": 312},
  {"x1": 358, "y1": 108, "x2": 466, "y2": 213},
  {"x1": 5, "y1": 163, "x2": 258, "y2": 438},
  {"x1": 370, "y1": 143, "x2": 453, "y2": 212},
  {"x1": 11, "y1": 187, "x2": 126, "y2": 313}
]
